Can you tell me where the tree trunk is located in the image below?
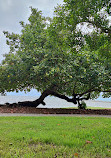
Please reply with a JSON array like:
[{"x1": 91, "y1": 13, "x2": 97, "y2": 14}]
[
  {"x1": 4, "y1": 90, "x2": 90, "y2": 109},
  {"x1": 4, "y1": 89, "x2": 77, "y2": 107},
  {"x1": 34, "y1": 89, "x2": 77, "y2": 105}
]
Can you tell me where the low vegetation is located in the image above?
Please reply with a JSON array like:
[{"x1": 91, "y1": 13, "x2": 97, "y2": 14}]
[{"x1": 0, "y1": 116, "x2": 111, "y2": 158}]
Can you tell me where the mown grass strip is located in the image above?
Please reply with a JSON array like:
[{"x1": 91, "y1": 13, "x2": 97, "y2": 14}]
[
  {"x1": 63, "y1": 106, "x2": 111, "y2": 109},
  {"x1": 0, "y1": 116, "x2": 111, "y2": 158}
]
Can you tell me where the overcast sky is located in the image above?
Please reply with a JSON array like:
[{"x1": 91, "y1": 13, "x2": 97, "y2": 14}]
[{"x1": 0, "y1": 0, "x2": 63, "y2": 62}]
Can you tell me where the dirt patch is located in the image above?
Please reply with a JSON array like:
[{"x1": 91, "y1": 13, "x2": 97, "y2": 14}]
[{"x1": 0, "y1": 105, "x2": 111, "y2": 115}]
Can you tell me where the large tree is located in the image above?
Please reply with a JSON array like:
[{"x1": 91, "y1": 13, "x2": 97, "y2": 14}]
[{"x1": 0, "y1": 1, "x2": 111, "y2": 108}]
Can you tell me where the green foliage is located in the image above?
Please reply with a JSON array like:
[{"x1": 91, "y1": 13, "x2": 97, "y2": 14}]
[
  {"x1": 0, "y1": 0, "x2": 111, "y2": 104},
  {"x1": 79, "y1": 101, "x2": 87, "y2": 109}
]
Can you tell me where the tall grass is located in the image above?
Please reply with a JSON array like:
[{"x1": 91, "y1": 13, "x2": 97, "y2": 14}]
[{"x1": 0, "y1": 116, "x2": 111, "y2": 157}]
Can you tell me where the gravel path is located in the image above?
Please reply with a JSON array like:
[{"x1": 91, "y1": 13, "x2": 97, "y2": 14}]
[{"x1": 0, "y1": 113, "x2": 111, "y2": 117}]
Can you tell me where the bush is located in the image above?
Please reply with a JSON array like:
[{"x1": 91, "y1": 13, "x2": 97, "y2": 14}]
[{"x1": 78, "y1": 101, "x2": 87, "y2": 109}]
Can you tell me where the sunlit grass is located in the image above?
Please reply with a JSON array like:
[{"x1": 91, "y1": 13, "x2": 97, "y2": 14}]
[
  {"x1": 64, "y1": 106, "x2": 111, "y2": 109},
  {"x1": 0, "y1": 116, "x2": 111, "y2": 158},
  {"x1": 87, "y1": 106, "x2": 111, "y2": 109}
]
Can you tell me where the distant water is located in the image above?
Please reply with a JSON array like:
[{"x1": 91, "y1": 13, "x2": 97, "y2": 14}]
[
  {"x1": 0, "y1": 95, "x2": 111, "y2": 109},
  {"x1": 6, "y1": 89, "x2": 111, "y2": 102}
]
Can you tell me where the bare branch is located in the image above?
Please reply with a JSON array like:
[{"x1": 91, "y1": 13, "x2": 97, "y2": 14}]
[
  {"x1": 79, "y1": 93, "x2": 91, "y2": 101},
  {"x1": 77, "y1": 88, "x2": 111, "y2": 97},
  {"x1": 35, "y1": 89, "x2": 77, "y2": 106}
]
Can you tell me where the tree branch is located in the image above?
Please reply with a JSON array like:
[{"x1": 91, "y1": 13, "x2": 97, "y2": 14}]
[
  {"x1": 79, "y1": 93, "x2": 91, "y2": 101},
  {"x1": 77, "y1": 88, "x2": 111, "y2": 97},
  {"x1": 7, "y1": 89, "x2": 110, "y2": 108},
  {"x1": 35, "y1": 89, "x2": 77, "y2": 106}
]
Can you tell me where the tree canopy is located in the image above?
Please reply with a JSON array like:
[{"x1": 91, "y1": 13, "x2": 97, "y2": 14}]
[{"x1": 0, "y1": 0, "x2": 111, "y2": 108}]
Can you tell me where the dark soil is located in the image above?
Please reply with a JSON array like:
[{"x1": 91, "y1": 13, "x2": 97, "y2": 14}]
[{"x1": 0, "y1": 105, "x2": 111, "y2": 115}]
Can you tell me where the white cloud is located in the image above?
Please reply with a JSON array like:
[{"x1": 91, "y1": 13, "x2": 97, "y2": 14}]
[
  {"x1": 25, "y1": 0, "x2": 63, "y2": 17},
  {"x1": 0, "y1": 0, "x2": 63, "y2": 62},
  {"x1": 0, "y1": 0, "x2": 63, "y2": 31},
  {"x1": 1, "y1": 0, "x2": 13, "y2": 12}
]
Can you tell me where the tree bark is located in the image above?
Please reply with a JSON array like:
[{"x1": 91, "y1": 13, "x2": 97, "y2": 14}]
[
  {"x1": 34, "y1": 89, "x2": 77, "y2": 106},
  {"x1": 5, "y1": 89, "x2": 77, "y2": 107},
  {"x1": 4, "y1": 90, "x2": 93, "y2": 108}
]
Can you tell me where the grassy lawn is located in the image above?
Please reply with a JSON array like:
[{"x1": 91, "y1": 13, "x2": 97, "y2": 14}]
[
  {"x1": 0, "y1": 116, "x2": 111, "y2": 158},
  {"x1": 87, "y1": 107, "x2": 111, "y2": 109},
  {"x1": 64, "y1": 106, "x2": 111, "y2": 109}
]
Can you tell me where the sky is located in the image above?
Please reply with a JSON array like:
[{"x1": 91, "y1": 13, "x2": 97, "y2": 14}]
[
  {"x1": 0, "y1": 0, "x2": 110, "y2": 102},
  {"x1": 0, "y1": 0, "x2": 63, "y2": 62}
]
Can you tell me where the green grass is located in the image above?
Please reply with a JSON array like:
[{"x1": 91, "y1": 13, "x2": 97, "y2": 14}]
[
  {"x1": 87, "y1": 106, "x2": 111, "y2": 109},
  {"x1": 64, "y1": 106, "x2": 111, "y2": 109},
  {"x1": 0, "y1": 116, "x2": 111, "y2": 158}
]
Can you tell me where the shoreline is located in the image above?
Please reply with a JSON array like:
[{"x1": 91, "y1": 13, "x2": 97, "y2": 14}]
[
  {"x1": 0, "y1": 95, "x2": 111, "y2": 102},
  {"x1": 0, "y1": 106, "x2": 111, "y2": 115},
  {"x1": 0, "y1": 96, "x2": 111, "y2": 109}
]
